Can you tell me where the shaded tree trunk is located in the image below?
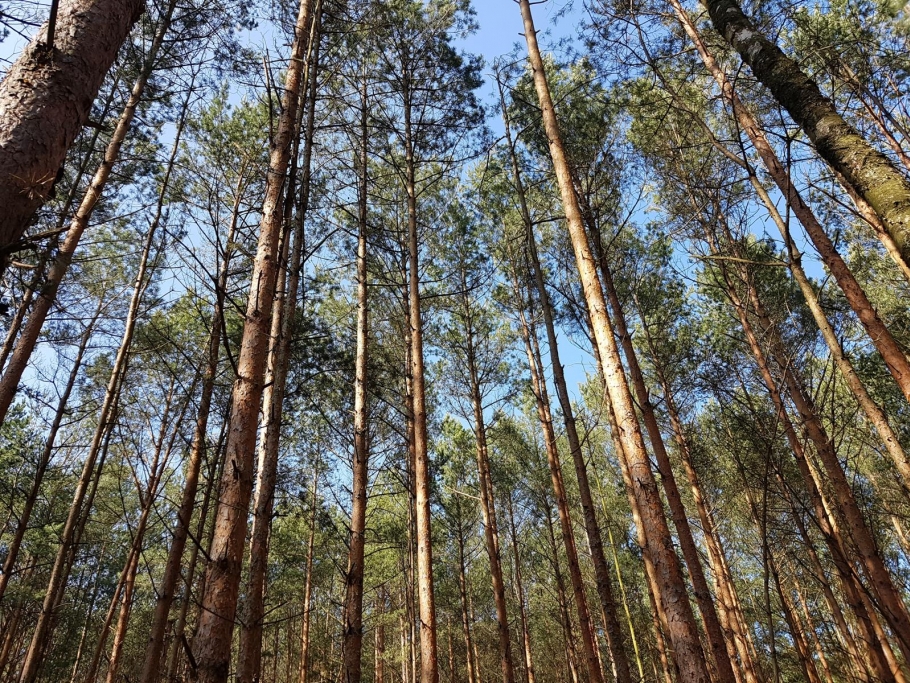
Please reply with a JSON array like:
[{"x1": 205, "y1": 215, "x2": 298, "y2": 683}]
[{"x1": 0, "y1": 0, "x2": 143, "y2": 258}]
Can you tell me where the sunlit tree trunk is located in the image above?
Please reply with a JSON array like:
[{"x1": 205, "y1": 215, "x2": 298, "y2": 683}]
[
  {"x1": 298, "y1": 470, "x2": 320, "y2": 683},
  {"x1": 507, "y1": 496, "x2": 536, "y2": 683},
  {"x1": 191, "y1": 0, "x2": 313, "y2": 679},
  {"x1": 516, "y1": 4, "x2": 711, "y2": 680}
]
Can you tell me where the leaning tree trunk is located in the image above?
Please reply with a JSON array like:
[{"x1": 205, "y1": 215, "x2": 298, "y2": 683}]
[
  {"x1": 516, "y1": 3, "x2": 711, "y2": 682},
  {"x1": 191, "y1": 1, "x2": 313, "y2": 680},
  {"x1": 668, "y1": 0, "x2": 910, "y2": 403},
  {"x1": 0, "y1": 0, "x2": 143, "y2": 259},
  {"x1": 513, "y1": 291, "x2": 604, "y2": 683},
  {"x1": 507, "y1": 495, "x2": 536, "y2": 683},
  {"x1": 0, "y1": 0, "x2": 179, "y2": 430},
  {"x1": 137, "y1": 161, "x2": 244, "y2": 683},
  {"x1": 704, "y1": 0, "x2": 910, "y2": 270},
  {"x1": 497, "y1": 76, "x2": 633, "y2": 683}
]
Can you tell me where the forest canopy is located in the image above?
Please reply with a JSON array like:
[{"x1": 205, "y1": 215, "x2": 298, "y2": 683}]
[{"x1": 2, "y1": 1, "x2": 910, "y2": 683}]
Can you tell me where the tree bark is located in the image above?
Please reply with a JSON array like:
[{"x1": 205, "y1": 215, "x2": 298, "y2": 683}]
[
  {"x1": 191, "y1": 0, "x2": 313, "y2": 679},
  {"x1": 0, "y1": 0, "x2": 178, "y2": 428},
  {"x1": 506, "y1": 496, "x2": 536, "y2": 683},
  {"x1": 0, "y1": 0, "x2": 143, "y2": 258},
  {"x1": 342, "y1": 63, "x2": 371, "y2": 683},
  {"x1": 704, "y1": 0, "x2": 910, "y2": 270},
  {"x1": 516, "y1": 4, "x2": 710, "y2": 682},
  {"x1": 298, "y1": 469, "x2": 319, "y2": 683}
]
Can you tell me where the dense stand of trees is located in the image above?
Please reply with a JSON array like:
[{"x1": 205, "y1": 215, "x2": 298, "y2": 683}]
[{"x1": 2, "y1": 0, "x2": 910, "y2": 682}]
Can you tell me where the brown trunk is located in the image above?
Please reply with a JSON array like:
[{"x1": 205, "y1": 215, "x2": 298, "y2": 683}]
[
  {"x1": 637, "y1": 307, "x2": 763, "y2": 683},
  {"x1": 458, "y1": 267, "x2": 515, "y2": 683},
  {"x1": 18, "y1": 152, "x2": 165, "y2": 683},
  {"x1": 456, "y1": 522, "x2": 478, "y2": 683},
  {"x1": 790, "y1": 572, "x2": 835, "y2": 683},
  {"x1": 590, "y1": 222, "x2": 735, "y2": 683},
  {"x1": 507, "y1": 496, "x2": 536, "y2": 683},
  {"x1": 668, "y1": 0, "x2": 910, "y2": 404},
  {"x1": 497, "y1": 75, "x2": 632, "y2": 683},
  {"x1": 298, "y1": 470, "x2": 319, "y2": 683},
  {"x1": 0, "y1": 0, "x2": 143, "y2": 255},
  {"x1": 342, "y1": 64, "x2": 371, "y2": 683},
  {"x1": 376, "y1": 592, "x2": 386, "y2": 683},
  {"x1": 191, "y1": 1, "x2": 313, "y2": 679},
  {"x1": 708, "y1": 231, "x2": 898, "y2": 683},
  {"x1": 138, "y1": 161, "x2": 244, "y2": 683},
  {"x1": 542, "y1": 503, "x2": 581, "y2": 683},
  {"x1": 703, "y1": 0, "x2": 910, "y2": 271},
  {"x1": 767, "y1": 549, "x2": 823, "y2": 683},
  {"x1": 516, "y1": 4, "x2": 710, "y2": 681},
  {"x1": 402, "y1": 70, "x2": 438, "y2": 683},
  {"x1": 513, "y1": 291, "x2": 604, "y2": 683},
  {"x1": 0, "y1": 0, "x2": 178, "y2": 428}
]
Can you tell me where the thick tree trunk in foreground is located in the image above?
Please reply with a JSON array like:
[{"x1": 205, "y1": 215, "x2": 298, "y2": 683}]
[
  {"x1": 704, "y1": 0, "x2": 910, "y2": 269},
  {"x1": 0, "y1": 0, "x2": 178, "y2": 430},
  {"x1": 668, "y1": 0, "x2": 910, "y2": 403},
  {"x1": 0, "y1": 0, "x2": 143, "y2": 258},
  {"x1": 190, "y1": 1, "x2": 313, "y2": 680},
  {"x1": 517, "y1": 3, "x2": 710, "y2": 682}
]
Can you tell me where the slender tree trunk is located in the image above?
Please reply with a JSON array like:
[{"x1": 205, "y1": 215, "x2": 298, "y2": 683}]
[
  {"x1": 137, "y1": 162, "x2": 244, "y2": 683},
  {"x1": 541, "y1": 501, "x2": 580, "y2": 683},
  {"x1": 507, "y1": 496, "x2": 536, "y2": 683},
  {"x1": 0, "y1": 0, "x2": 144, "y2": 255},
  {"x1": 703, "y1": 0, "x2": 910, "y2": 269},
  {"x1": 0, "y1": 0, "x2": 179, "y2": 428},
  {"x1": 790, "y1": 571, "x2": 835, "y2": 683},
  {"x1": 18, "y1": 146, "x2": 167, "y2": 682},
  {"x1": 516, "y1": 5, "x2": 710, "y2": 681},
  {"x1": 375, "y1": 591, "x2": 386, "y2": 683},
  {"x1": 710, "y1": 233, "x2": 899, "y2": 683},
  {"x1": 298, "y1": 470, "x2": 319, "y2": 683},
  {"x1": 342, "y1": 66, "x2": 371, "y2": 683},
  {"x1": 192, "y1": 1, "x2": 313, "y2": 679},
  {"x1": 402, "y1": 75, "x2": 438, "y2": 683},
  {"x1": 455, "y1": 521, "x2": 478, "y2": 683},
  {"x1": 497, "y1": 76, "x2": 632, "y2": 683},
  {"x1": 513, "y1": 293, "x2": 603, "y2": 683},
  {"x1": 0, "y1": 298, "x2": 101, "y2": 602}
]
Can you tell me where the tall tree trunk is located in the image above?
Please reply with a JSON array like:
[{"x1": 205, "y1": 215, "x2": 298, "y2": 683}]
[
  {"x1": 191, "y1": 0, "x2": 313, "y2": 679},
  {"x1": 455, "y1": 520, "x2": 478, "y2": 683},
  {"x1": 0, "y1": 0, "x2": 178, "y2": 428},
  {"x1": 459, "y1": 277, "x2": 516, "y2": 683},
  {"x1": 298, "y1": 469, "x2": 319, "y2": 683},
  {"x1": 516, "y1": 4, "x2": 711, "y2": 681},
  {"x1": 496, "y1": 75, "x2": 632, "y2": 683},
  {"x1": 237, "y1": 11, "x2": 321, "y2": 680},
  {"x1": 506, "y1": 496, "x2": 536, "y2": 683},
  {"x1": 513, "y1": 290, "x2": 604, "y2": 683},
  {"x1": 638, "y1": 313, "x2": 763, "y2": 683},
  {"x1": 709, "y1": 230, "x2": 899, "y2": 683},
  {"x1": 18, "y1": 149, "x2": 167, "y2": 682},
  {"x1": 703, "y1": 0, "x2": 910, "y2": 269},
  {"x1": 667, "y1": 0, "x2": 910, "y2": 403},
  {"x1": 137, "y1": 163, "x2": 244, "y2": 683},
  {"x1": 0, "y1": 0, "x2": 143, "y2": 257},
  {"x1": 342, "y1": 65, "x2": 371, "y2": 683},
  {"x1": 541, "y1": 500, "x2": 581, "y2": 683},
  {"x1": 402, "y1": 73, "x2": 438, "y2": 683}
]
